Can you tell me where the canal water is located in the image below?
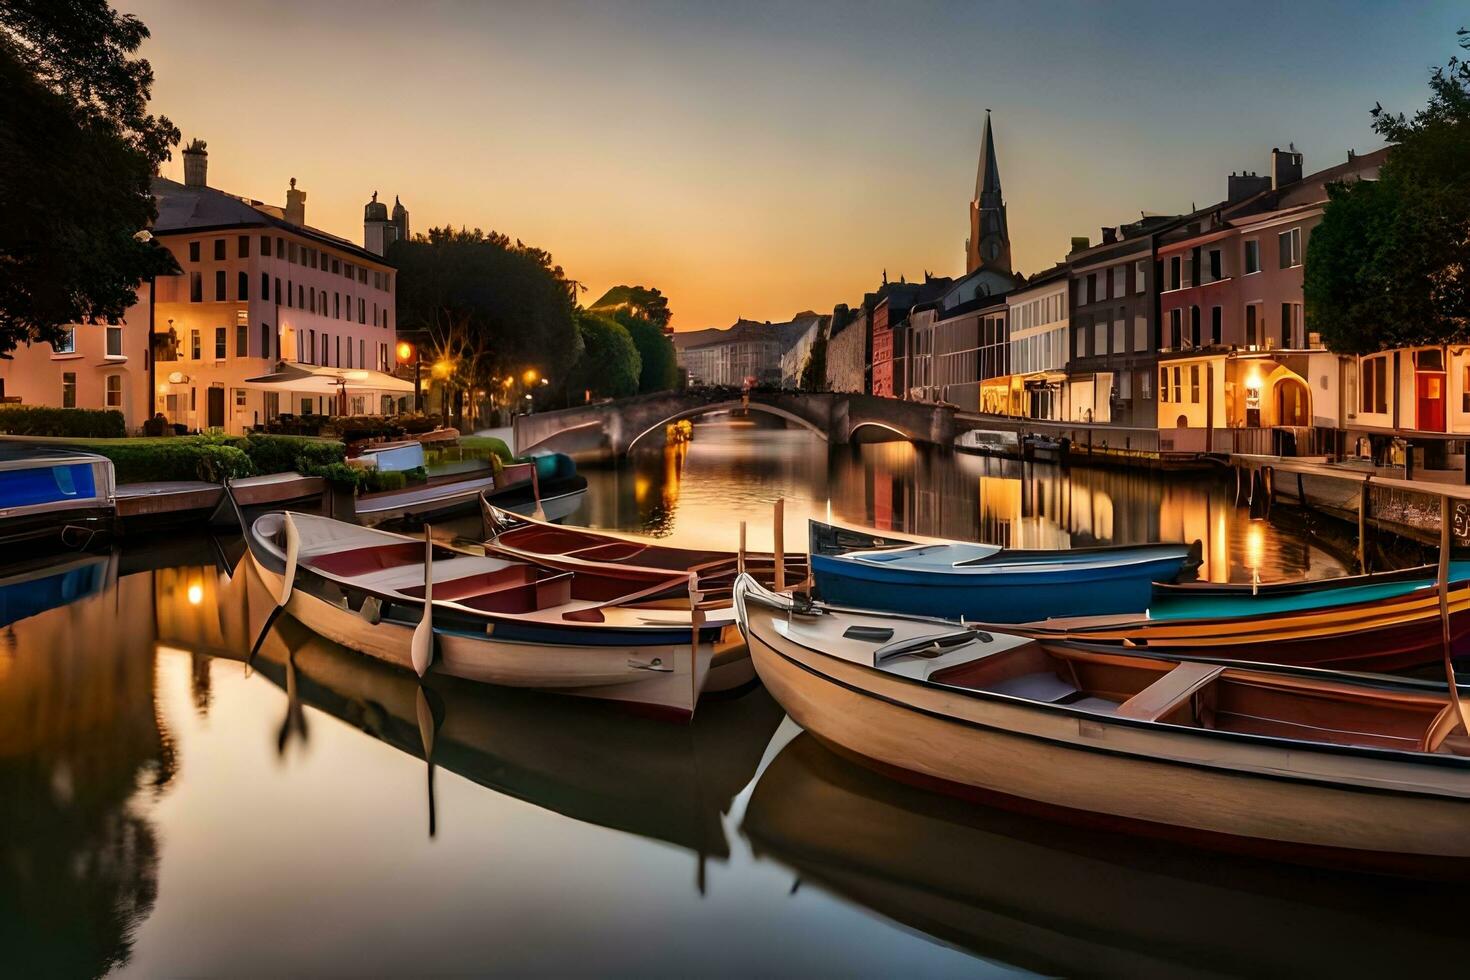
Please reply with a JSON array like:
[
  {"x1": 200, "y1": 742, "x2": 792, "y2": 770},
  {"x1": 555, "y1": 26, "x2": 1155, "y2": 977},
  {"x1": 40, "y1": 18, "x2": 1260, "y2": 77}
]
[{"x1": 3, "y1": 422, "x2": 1463, "y2": 978}]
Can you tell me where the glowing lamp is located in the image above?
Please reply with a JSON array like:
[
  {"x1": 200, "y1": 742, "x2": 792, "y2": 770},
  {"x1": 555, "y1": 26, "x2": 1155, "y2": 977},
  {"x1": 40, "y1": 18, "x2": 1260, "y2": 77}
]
[{"x1": 396, "y1": 341, "x2": 414, "y2": 362}]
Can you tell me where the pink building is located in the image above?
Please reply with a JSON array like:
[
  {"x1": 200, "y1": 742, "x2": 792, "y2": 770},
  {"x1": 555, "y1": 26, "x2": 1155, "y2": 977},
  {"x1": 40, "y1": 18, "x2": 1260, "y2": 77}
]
[{"x1": 0, "y1": 144, "x2": 411, "y2": 433}]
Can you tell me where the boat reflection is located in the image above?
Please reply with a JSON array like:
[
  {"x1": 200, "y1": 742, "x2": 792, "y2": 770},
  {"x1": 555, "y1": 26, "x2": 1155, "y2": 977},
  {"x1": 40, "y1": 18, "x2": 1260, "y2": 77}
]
[
  {"x1": 742, "y1": 733, "x2": 1465, "y2": 978},
  {"x1": 243, "y1": 600, "x2": 783, "y2": 877}
]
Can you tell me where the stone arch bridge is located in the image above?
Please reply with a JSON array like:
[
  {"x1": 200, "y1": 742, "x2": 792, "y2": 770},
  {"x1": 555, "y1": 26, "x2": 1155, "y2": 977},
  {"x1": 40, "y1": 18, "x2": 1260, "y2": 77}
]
[{"x1": 513, "y1": 389, "x2": 958, "y2": 460}]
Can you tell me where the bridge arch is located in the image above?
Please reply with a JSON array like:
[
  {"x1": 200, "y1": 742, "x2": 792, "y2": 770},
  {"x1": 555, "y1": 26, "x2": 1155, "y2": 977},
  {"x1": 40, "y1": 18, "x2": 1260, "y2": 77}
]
[
  {"x1": 845, "y1": 419, "x2": 918, "y2": 443},
  {"x1": 624, "y1": 400, "x2": 829, "y2": 452}
]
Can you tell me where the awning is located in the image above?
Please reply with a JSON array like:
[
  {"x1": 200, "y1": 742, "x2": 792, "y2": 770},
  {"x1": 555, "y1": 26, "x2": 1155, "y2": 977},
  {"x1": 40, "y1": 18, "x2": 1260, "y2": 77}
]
[{"x1": 243, "y1": 364, "x2": 414, "y2": 394}]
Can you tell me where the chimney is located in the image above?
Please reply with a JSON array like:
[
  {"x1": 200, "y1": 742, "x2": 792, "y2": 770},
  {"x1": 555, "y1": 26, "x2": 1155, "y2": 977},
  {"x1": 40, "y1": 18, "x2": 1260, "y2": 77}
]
[
  {"x1": 182, "y1": 138, "x2": 208, "y2": 188},
  {"x1": 1227, "y1": 169, "x2": 1270, "y2": 204},
  {"x1": 1101, "y1": 227, "x2": 1118, "y2": 245},
  {"x1": 285, "y1": 177, "x2": 306, "y2": 226},
  {"x1": 1069, "y1": 236, "x2": 1090, "y2": 253},
  {"x1": 1271, "y1": 146, "x2": 1303, "y2": 189}
]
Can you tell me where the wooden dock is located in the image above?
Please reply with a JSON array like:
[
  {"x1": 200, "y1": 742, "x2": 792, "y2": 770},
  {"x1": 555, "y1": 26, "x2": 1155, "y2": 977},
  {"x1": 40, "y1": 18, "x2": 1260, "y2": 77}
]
[{"x1": 113, "y1": 472, "x2": 326, "y2": 529}]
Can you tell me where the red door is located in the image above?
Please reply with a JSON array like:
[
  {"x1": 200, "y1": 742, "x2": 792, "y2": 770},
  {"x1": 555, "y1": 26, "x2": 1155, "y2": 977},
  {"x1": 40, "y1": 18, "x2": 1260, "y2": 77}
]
[{"x1": 1417, "y1": 372, "x2": 1446, "y2": 431}]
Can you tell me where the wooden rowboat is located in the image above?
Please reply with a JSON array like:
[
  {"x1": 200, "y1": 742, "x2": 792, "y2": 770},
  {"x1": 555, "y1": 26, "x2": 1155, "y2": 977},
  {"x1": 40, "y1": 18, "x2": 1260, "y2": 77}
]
[
  {"x1": 734, "y1": 573, "x2": 1470, "y2": 873},
  {"x1": 996, "y1": 562, "x2": 1470, "y2": 673},
  {"x1": 240, "y1": 508, "x2": 751, "y2": 721},
  {"x1": 481, "y1": 499, "x2": 808, "y2": 605},
  {"x1": 808, "y1": 519, "x2": 1199, "y2": 623}
]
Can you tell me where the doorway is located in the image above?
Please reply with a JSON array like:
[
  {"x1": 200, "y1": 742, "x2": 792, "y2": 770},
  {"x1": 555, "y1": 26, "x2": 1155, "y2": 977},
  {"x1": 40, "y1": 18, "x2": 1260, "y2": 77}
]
[
  {"x1": 1416, "y1": 372, "x2": 1446, "y2": 431},
  {"x1": 207, "y1": 386, "x2": 225, "y2": 429},
  {"x1": 1274, "y1": 377, "x2": 1310, "y2": 427}
]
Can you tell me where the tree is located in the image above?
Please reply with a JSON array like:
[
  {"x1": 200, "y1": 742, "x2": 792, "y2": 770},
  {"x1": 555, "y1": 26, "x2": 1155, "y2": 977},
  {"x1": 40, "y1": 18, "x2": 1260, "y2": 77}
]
[
  {"x1": 568, "y1": 311, "x2": 640, "y2": 400},
  {"x1": 588, "y1": 284, "x2": 673, "y2": 331},
  {"x1": 0, "y1": 0, "x2": 180, "y2": 355},
  {"x1": 1306, "y1": 28, "x2": 1470, "y2": 354},
  {"x1": 611, "y1": 310, "x2": 679, "y2": 393},
  {"x1": 391, "y1": 227, "x2": 580, "y2": 424}
]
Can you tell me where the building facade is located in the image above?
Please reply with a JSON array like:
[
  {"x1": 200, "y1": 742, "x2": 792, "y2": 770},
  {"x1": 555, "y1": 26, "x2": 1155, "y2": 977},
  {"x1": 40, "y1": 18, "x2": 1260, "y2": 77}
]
[
  {"x1": 989, "y1": 265, "x2": 1070, "y2": 418},
  {"x1": 965, "y1": 112, "x2": 1011, "y2": 276},
  {"x1": 825, "y1": 304, "x2": 869, "y2": 394},
  {"x1": 0, "y1": 145, "x2": 408, "y2": 433}
]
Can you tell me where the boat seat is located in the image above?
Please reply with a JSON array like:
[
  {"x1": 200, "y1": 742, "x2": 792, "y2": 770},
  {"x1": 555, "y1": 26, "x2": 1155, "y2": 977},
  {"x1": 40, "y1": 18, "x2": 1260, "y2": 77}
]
[
  {"x1": 309, "y1": 542, "x2": 423, "y2": 577},
  {"x1": 1071, "y1": 696, "x2": 1121, "y2": 715},
  {"x1": 989, "y1": 671, "x2": 1078, "y2": 703},
  {"x1": 1115, "y1": 662, "x2": 1224, "y2": 722}
]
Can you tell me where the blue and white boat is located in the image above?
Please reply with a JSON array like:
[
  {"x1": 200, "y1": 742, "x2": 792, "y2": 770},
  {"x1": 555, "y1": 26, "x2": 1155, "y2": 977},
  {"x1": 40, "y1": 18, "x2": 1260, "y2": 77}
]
[
  {"x1": 808, "y1": 520, "x2": 1198, "y2": 623},
  {"x1": 0, "y1": 445, "x2": 115, "y2": 548}
]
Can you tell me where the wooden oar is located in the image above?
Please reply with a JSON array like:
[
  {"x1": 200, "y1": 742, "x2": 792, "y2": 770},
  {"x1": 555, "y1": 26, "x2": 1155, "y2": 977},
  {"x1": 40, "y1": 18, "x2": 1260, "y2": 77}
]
[
  {"x1": 773, "y1": 498, "x2": 785, "y2": 593},
  {"x1": 531, "y1": 466, "x2": 547, "y2": 522},
  {"x1": 411, "y1": 525, "x2": 435, "y2": 677},
  {"x1": 688, "y1": 571, "x2": 705, "y2": 721},
  {"x1": 247, "y1": 512, "x2": 301, "y2": 666},
  {"x1": 1438, "y1": 496, "x2": 1469, "y2": 736},
  {"x1": 416, "y1": 684, "x2": 441, "y2": 838}
]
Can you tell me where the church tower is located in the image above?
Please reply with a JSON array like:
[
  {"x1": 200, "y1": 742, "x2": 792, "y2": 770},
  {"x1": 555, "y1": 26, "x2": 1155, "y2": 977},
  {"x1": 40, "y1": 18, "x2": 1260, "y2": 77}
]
[{"x1": 965, "y1": 112, "x2": 1011, "y2": 275}]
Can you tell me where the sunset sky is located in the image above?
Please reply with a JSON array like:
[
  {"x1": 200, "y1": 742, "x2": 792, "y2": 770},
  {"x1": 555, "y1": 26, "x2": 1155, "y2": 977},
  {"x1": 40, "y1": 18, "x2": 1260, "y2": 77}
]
[{"x1": 121, "y1": 0, "x2": 1461, "y2": 330}]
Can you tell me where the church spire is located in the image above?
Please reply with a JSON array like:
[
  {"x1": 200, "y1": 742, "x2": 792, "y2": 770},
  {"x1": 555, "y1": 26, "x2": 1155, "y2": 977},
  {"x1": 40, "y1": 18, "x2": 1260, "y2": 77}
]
[{"x1": 966, "y1": 110, "x2": 1011, "y2": 276}]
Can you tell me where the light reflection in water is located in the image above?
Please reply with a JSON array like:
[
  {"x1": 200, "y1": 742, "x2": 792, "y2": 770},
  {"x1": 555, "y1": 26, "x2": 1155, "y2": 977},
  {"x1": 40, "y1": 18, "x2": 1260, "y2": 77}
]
[{"x1": 557, "y1": 421, "x2": 1350, "y2": 585}]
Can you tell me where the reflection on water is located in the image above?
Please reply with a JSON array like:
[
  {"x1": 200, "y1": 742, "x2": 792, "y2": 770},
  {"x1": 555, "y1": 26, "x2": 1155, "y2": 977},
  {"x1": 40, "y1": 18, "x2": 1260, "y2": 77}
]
[
  {"x1": 0, "y1": 426, "x2": 1422, "y2": 977},
  {"x1": 560, "y1": 422, "x2": 1348, "y2": 585},
  {"x1": 744, "y1": 733, "x2": 1466, "y2": 978}
]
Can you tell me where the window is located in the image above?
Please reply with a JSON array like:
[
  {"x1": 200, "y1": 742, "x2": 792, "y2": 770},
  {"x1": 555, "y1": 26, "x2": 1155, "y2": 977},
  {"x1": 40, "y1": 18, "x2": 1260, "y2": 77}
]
[
  {"x1": 1096, "y1": 272, "x2": 1107, "y2": 303},
  {"x1": 212, "y1": 239, "x2": 225, "y2": 261},
  {"x1": 1159, "y1": 366, "x2": 1169, "y2": 402},
  {"x1": 238, "y1": 271, "x2": 249, "y2": 302},
  {"x1": 358, "y1": 298, "x2": 365, "y2": 323},
  {"x1": 236, "y1": 321, "x2": 249, "y2": 357},
  {"x1": 238, "y1": 235, "x2": 250, "y2": 258},
  {"x1": 275, "y1": 237, "x2": 285, "y2": 259},
  {"x1": 289, "y1": 242, "x2": 298, "y2": 264},
  {"x1": 261, "y1": 272, "x2": 270, "y2": 301},
  {"x1": 1075, "y1": 328, "x2": 1086, "y2": 358},
  {"x1": 336, "y1": 335, "x2": 341, "y2": 367},
  {"x1": 321, "y1": 333, "x2": 328, "y2": 365},
  {"x1": 190, "y1": 272, "x2": 203, "y2": 302},
  {"x1": 275, "y1": 277, "x2": 282, "y2": 305},
  {"x1": 53, "y1": 327, "x2": 75, "y2": 354},
  {"x1": 1244, "y1": 239, "x2": 1261, "y2": 275},
  {"x1": 1245, "y1": 304, "x2": 1258, "y2": 346},
  {"x1": 101, "y1": 374, "x2": 123, "y2": 408},
  {"x1": 307, "y1": 329, "x2": 315, "y2": 364},
  {"x1": 260, "y1": 234, "x2": 271, "y2": 255},
  {"x1": 1190, "y1": 365, "x2": 1201, "y2": 404},
  {"x1": 297, "y1": 285, "x2": 304, "y2": 308},
  {"x1": 332, "y1": 258, "x2": 341, "y2": 274},
  {"x1": 1168, "y1": 256, "x2": 1182, "y2": 291},
  {"x1": 1133, "y1": 260, "x2": 1146, "y2": 294},
  {"x1": 1211, "y1": 306, "x2": 1222, "y2": 345},
  {"x1": 1112, "y1": 266, "x2": 1125, "y2": 296},
  {"x1": 1172, "y1": 366, "x2": 1183, "y2": 404},
  {"x1": 309, "y1": 287, "x2": 316, "y2": 314},
  {"x1": 360, "y1": 339, "x2": 366, "y2": 371},
  {"x1": 190, "y1": 329, "x2": 201, "y2": 359},
  {"x1": 1278, "y1": 227, "x2": 1302, "y2": 268},
  {"x1": 189, "y1": 241, "x2": 201, "y2": 262},
  {"x1": 1132, "y1": 315, "x2": 1147, "y2": 352},
  {"x1": 1169, "y1": 308, "x2": 1182, "y2": 349},
  {"x1": 215, "y1": 326, "x2": 226, "y2": 359},
  {"x1": 62, "y1": 372, "x2": 76, "y2": 408},
  {"x1": 1362, "y1": 356, "x2": 1388, "y2": 414},
  {"x1": 1208, "y1": 249, "x2": 1222, "y2": 282},
  {"x1": 1112, "y1": 318, "x2": 1124, "y2": 354},
  {"x1": 1189, "y1": 306, "x2": 1201, "y2": 348},
  {"x1": 261, "y1": 322, "x2": 271, "y2": 360},
  {"x1": 235, "y1": 388, "x2": 247, "y2": 411},
  {"x1": 214, "y1": 270, "x2": 226, "y2": 301},
  {"x1": 1094, "y1": 321, "x2": 1107, "y2": 356},
  {"x1": 106, "y1": 324, "x2": 122, "y2": 357},
  {"x1": 334, "y1": 293, "x2": 340, "y2": 319}
]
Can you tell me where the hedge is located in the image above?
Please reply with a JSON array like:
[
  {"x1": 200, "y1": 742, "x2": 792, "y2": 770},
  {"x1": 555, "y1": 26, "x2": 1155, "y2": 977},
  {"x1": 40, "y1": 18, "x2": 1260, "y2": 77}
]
[
  {"x1": 0, "y1": 406, "x2": 125, "y2": 438},
  {"x1": 89, "y1": 441, "x2": 256, "y2": 484},
  {"x1": 242, "y1": 433, "x2": 346, "y2": 476}
]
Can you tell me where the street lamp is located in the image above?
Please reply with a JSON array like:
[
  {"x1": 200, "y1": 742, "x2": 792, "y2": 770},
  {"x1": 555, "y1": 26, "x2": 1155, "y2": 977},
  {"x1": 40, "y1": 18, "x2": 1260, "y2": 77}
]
[{"x1": 395, "y1": 340, "x2": 421, "y2": 413}]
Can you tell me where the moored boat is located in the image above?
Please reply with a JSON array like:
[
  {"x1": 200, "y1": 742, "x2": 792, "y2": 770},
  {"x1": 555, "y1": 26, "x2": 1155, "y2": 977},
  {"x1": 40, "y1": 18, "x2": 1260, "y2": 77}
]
[
  {"x1": 0, "y1": 445, "x2": 115, "y2": 549},
  {"x1": 999, "y1": 561, "x2": 1470, "y2": 673},
  {"x1": 239, "y1": 507, "x2": 750, "y2": 721},
  {"x1": 809, "y1": 519, "x2": 1198, "y2": 623},
  {"x1": 483, "y1": 499, "x2": 808, "y2": 606},
  {"x1": 735, "y1": 573, "x2": 1470, "y2": 873}
]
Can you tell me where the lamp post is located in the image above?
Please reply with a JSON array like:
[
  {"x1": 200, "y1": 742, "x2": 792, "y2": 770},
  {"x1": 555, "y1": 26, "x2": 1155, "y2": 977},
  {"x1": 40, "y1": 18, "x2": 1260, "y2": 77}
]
[
  {"x1": 396, "y1": 340, "x2": 420, "y2": 413},
  {"x1": 135, "y1": 229, "x2": 157, "y2": 433}
]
